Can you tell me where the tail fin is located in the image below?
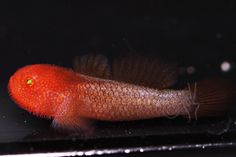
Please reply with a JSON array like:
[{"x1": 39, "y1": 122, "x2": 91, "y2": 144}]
[{"x1": 188, "y1": 78, "x2": 235, "y2": 118}]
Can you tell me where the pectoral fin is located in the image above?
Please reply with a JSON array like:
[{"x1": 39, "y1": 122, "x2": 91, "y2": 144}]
[
  {"x1": 52, "y1": 116, "x2": 93, "y2": 134},
  {"x1": 52, "y1": 101, "x2": 93, "y2": 134}
]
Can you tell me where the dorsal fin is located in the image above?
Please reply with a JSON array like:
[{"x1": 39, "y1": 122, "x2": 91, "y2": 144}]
[
  {"x1": 73, "y1": 53, "x2": 178, "y2": 89},
  {"x1": 112, "y1": 54, "x2": 178, "y2": 89},
  {"x1": 73, "y1": 54, "x2": 111, "y2": 79}
]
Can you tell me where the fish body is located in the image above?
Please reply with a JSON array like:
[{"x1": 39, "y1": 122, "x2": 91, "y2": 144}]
[
  {"x1": 8, "y1": 64, "x2": 193, "y2": 129},
  {"x1": 77, "y1": 75, "x2": 192, "y2": 121},
  {"x1": 8, "y1": 55, "x2": 233, "y2": 131}
]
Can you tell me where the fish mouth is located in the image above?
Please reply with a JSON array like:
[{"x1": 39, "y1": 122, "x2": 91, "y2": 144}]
[
  {"x1": 8, "y1": 73, "x2": 24, "y2": 108},
  {"x1": 8, "y1": 74, "x2": 18, "y2": 103},
  {"x1": 8, "y1": 75, "x2": 15, "y2": 97},
  {"x1": 8, "y1": 74, "x2": 31, "y2": 114}
]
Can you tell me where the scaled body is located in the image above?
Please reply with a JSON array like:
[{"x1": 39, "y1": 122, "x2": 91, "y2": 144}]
[
  {"x1": 8, "y1": 64, "x2": 193, "y2": 130},
  {"x1": 8, "y1": 55, "x2": 232, "y2": 131}
]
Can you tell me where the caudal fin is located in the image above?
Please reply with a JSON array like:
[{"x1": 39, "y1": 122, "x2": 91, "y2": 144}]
[{"x1": 188, "y1": 78, "x2": 235, "y2": 118}]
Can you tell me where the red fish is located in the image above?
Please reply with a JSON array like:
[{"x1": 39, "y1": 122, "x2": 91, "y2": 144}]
[{"x1": 8, "y1": 54, "x2": 233, "y2": 132}]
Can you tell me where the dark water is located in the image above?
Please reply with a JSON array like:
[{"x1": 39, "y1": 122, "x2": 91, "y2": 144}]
[{"x1": 0, "y1": 1, "x2": 236, "y2": 156}]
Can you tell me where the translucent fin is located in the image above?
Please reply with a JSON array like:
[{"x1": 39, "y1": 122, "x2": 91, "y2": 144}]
[
  {"x1": 188, "y1": 78, "x2": 235, "y2": 118},
  {"x1": 112, "y1": 54, "x2": 178, "y2": 89},
  {"x1": 73, "y1": 54, "x2": 111, "y2": 79},
  {"x1": 52, "y1": 101, "x2": 94, "y2": 135},
  {"x1": 52, "y1": 116, "x2": 93, "y2": 135}
]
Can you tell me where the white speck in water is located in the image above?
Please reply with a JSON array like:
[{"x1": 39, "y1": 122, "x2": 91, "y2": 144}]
[
  {"x1": 234, "y1": 121, "x2": 236, "y2": 125},
  {"x1": 221, "y1": 61, "x2": 231, "y2": 72},
  {"x1": 24, "y1": 120, "x2": 27, "y2": 123},
  {"x1": 195, "y1": 144, "x2": 201, "y2": 148},
  {"x1": 161, "y1": 146, "x2": 168, "y2": 150},
  {"x1": 139, "y1": 148, "x2": 144, "y2": 152},
  {"x1": 2, "y1": 115, "x2": 6, "y2": 119},
  {"x1": 187, "y1": 66, "x2": 195, "y2": 74},
  {"x1": 124, "y1": 149, "x2": 130, "y2": 154},
  {"x1": 127, "y1": 130, "x2": 132, "y2": 135}
]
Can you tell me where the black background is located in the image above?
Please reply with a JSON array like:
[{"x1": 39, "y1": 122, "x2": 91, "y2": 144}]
[{"x1": 0, "y1": 1, "x2": 236, "y2": 156}]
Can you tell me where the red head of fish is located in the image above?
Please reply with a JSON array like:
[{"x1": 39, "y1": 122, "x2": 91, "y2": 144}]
[{"x1": 8, "y1": 64, "x2": 80, "y2": 118}]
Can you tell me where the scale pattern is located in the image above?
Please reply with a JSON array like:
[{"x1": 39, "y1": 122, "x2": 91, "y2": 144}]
[{"x1": 77, "y1": 79, "x2": 193, "y2": 121}]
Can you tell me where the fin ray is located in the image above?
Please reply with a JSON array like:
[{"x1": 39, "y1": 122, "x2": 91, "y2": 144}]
[
  {"x1": 52, "y1": 100, "x2": 94, "y2": 134},
  {"x1": 112, "y1": 54, "x2": 178, "y2": 89},
  {"x1": 73, "y1": 54, "x2": 111, "y2": 79},
  {"x1": 188, "y1": 78, "x2": 234, "y2": 118}
]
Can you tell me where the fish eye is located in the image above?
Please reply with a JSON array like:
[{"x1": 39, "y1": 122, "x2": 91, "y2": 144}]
[{"x1": 26, "y1": 79, "x2": 33, "y2": 86}]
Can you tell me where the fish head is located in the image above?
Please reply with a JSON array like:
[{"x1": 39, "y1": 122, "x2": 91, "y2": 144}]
[{"x1": 8, "y1": 64, "x2": 77, "y2": 118}]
